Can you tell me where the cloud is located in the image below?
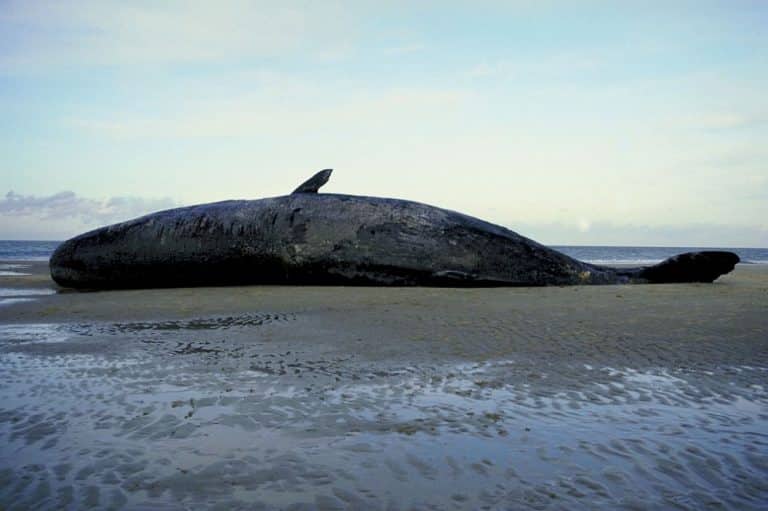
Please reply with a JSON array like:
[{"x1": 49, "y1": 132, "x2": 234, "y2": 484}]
[
  {"x1": 71, "y1": 86, "x2": 474, "y2": 139},
  {"x1": 466, "y1": 52, "x2": 603, "y2": 79},
  {"x1": 382, "y1": 44, "x2": 425, "y2": 56},
  {"x1": 0, "y1": 0, "x2": 354, "y2": 72},
  {"x1": 701, "y1": 112, "x2": 768, "y2": 131},
  {"x1": 0, "y1": 190, "x2": 179, "y2": 225},
  {"x1": 2, "y1": 191, "x2": 765, "y2": 246}
]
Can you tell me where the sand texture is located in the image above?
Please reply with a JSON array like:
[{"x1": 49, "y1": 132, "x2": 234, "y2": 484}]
[{"x1": 1, "y1": 261, "x2": 767, "y2": 510}]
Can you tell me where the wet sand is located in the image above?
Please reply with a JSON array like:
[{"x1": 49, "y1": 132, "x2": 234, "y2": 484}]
[{"x1": 1, "y1": 260, "x2": 767, "y2": 510}]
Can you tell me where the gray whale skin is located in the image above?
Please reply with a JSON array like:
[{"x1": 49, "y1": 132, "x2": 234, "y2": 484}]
[{"x1": 51, "y1": 170, "x2": 739, "y2": 289}]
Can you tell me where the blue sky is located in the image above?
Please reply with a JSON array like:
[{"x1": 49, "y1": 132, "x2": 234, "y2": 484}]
[{"x1": 1, "y1": 0, "x2": 766, "y2": 245}]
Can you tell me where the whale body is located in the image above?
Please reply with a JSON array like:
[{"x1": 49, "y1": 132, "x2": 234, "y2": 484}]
[{"x1": 50, "y1": 170, "x2": 739, "y2": 289}]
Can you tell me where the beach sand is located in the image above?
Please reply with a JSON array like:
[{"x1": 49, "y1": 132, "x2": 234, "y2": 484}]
[{"x1": 1, "y1": 261, "x2": 767, "y2": 510}]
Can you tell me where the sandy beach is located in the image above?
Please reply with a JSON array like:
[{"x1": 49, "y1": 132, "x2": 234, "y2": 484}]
[{"x1": 1, "y1": 260, "x2": 767, "y2": 510}]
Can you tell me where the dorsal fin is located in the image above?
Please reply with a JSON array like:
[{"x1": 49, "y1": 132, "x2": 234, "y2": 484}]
[{"x1": 292, "y1": 169, "x2": 333, "y2": 194}]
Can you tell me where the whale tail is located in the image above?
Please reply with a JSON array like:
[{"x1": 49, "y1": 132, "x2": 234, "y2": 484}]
[{"x1": 632, "y1": 251, "x2": 740, "y2": 283}]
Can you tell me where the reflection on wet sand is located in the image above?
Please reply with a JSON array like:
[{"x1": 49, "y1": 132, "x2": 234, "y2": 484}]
[{"x1": 1, "y1": 315, "x2": 767, "y2": 510}]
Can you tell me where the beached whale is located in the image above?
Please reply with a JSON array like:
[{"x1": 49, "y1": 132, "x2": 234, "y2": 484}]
[{"x1": 50, "y1": 170, "x2": 739, "y2": 289}]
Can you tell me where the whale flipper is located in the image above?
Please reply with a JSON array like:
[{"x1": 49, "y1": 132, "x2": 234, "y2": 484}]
[
  {"x1": 292, "y1": 169, "x2": 333, "y2": 194},
  {"x1": 635, "y1": 251, "x2": 740, "y2": 283}
]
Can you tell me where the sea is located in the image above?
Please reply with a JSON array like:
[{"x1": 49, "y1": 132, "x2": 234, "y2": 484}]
[{"x1": 0, "y1": 240, "x2": 767, "y2": 264}]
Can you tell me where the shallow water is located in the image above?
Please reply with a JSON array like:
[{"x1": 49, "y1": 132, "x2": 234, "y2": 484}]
[
  {"x1": 1, "y1": 316, "x2": 766, "y2": 510},
  {"x1": 0, "y1": 298, "x2": 37, "y2": 307},
  {"x1": 0, "y1": 287, "x2": 55, "y2": 308},
  {"x1": 0, "y1": 288, "x2": 56, "y2": 297}
]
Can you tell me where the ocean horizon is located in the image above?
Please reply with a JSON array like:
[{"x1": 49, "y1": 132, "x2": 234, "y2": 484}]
[{"x1": 2, "y1": 240, "x2": 766, "y2": 265}]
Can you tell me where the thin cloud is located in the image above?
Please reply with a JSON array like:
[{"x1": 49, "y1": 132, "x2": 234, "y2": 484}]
[
  {"x1": 0, "y1": 0, "x2": 353, "y2": 72},
  {"x1": 0, "y1": 190, "x2": 179, "y2": 224},
  {"x1": 71, "y1": 86, "x2": 474, "y2": 140},
  {"x1": 466, "y1": 52, "x2": 603, "y2": 79},
  {"x1": 382, "y1": 44, "x2": 426, "y2": 56},
  {"x1": 701, "y1": 112, "x2": 768, "y2": 131}
]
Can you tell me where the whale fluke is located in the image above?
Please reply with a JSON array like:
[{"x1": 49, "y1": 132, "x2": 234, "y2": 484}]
[
  {"x1": 292, "y1": 169, "x2": 333, "y2": 194},
  {"x1": 635, "y1": 251, "x2": 740, "y2": 283}
]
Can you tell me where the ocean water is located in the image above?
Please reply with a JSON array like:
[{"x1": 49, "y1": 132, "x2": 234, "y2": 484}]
[
  {"x1": 1, "y1": 240, "x2": 766, "y2": 265},
  {"x1": 554, "y1": 245, "x2": 768, "y2": 265},
  {"x1": 0, "y1": 240, "x2": 61, "y2": 261}
]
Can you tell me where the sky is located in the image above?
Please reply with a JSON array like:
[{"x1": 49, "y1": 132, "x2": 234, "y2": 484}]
[{"x1": 1, "y1": 0, "x2": 766, "y2": 246}]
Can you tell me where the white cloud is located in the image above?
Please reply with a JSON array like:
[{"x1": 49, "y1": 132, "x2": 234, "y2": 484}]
[{"x1": 0, "y1": 190, "x2": 179, "y2": 225}]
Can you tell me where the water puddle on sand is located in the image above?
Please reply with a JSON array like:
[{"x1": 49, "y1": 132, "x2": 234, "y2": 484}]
[
  {"x1": 0, "y1": 288, "x2": 56, "y2": 297},
  {"x1": 0, "y1": 264, "x2": 32, "y2": 277},
  {"x1": 0, "y1": 324, "x2": 72, "y2": 344},
  {"x1": 0, "y1": 323, "x2": 766, "y2": 510},
  {"x1": 0, "y1": 298, "x2": 36, "y2": 307},
  {"x1": 0, "y1": 313, "x2": 294, "y2": 342},
  {"x1": 0, "y1": 286, "x2": 54, "y2": 307}
]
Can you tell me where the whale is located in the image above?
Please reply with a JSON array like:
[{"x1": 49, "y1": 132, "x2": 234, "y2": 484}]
[{"x1": 50, "y1": 170, "x2": 739, "y2": 289}]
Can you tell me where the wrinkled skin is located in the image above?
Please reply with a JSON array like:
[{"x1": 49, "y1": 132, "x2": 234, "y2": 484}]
[{"x1": 50, "y1": 173, "x2": 739, "y2": 290}]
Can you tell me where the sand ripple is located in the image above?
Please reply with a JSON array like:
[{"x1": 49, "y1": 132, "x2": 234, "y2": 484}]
[{"x1": 1, "y1": 316, "x2": 767, "y2": 510}]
